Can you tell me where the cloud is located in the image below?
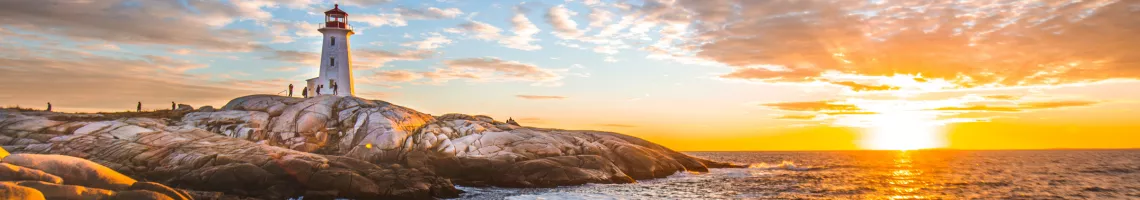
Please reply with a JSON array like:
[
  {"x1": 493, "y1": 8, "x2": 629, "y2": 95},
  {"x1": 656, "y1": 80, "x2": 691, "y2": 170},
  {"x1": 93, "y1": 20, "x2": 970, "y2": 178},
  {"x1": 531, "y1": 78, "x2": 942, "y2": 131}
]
[
  {"x1": 145, "y1": 55, "x2": 208, "y2": 73},
  {"x1": 515, "y1": 95, "x2": 567, "y2": 100},
  {"x1": 762, "y1": 101, "x2": 861, "y2": 112},
  {"x1": 984, "y1": 95, "x2": 1021, "y2": 100},
  {"x1": 268, "y1": 66, "x2": 299, "y2": 72},
  {"x1": 0, "y1": 0, "x2": 269, "y2": 52},
  {"x1": 356, "y1": 90, "x2": 397, "y2": 99},
  {"x1": 401, "y1": 33, "x2": 453, "y2": 50},
  {"x1": 354, "y1": 14, "x2": 408, "y2": 27},
  {"x1": 587, "y1": 7, "x2": 614, "y2": 28},
  {"x1": 643, "y1": 0, "x2": 1140, "y2": 89},
  {"x1": 0, "y1": 52, "x2": 264, "y2": 112},
  {"x1": 396, "y1": 7, "x2": 464, "y2": 19},
  {"x1": 435, "y1": 58, "x2": 563, "y2": 85},
  {"x1": 501, "y1": 6, "x2": 542, "y2": 50},
  {"x1": 934, "y1": 100, "x2": 1100, "y2": 112},
  {"x1": 372, "y1": 70, "x2": 423, "y2": 82},
  {"x1": 340, "y1": 0, "x2": 393, "y2": 7},
  {"x1": 442, "y1": 58, "x2": 561, "y2": 80},
  {"x1": 353, "y1": 49, "x2": 434, "y2": 69},
  {"x1": 374, "y1": 57, "x2": 564, "y2": 86},
  {"x1": 354, "y1": 7, "x2": 464, "y2": 28},
  {"x1": 829, "y1": 81, "x2": 900, "y2": 92},
  {"x1": 1022, "y1": 100, "x2": 1099, "y2": 109},
  {"x1": 932, "y1": 105, "x2": 1021, "y2": 112},
  {"x1": 77, "y1": 43, "x2": 120, "y2": 51},
  {"x1": 545, "y1": 5, "x2": 584, "y2": 39},
  {"x1": 777, "y1": 115, "x2": 819, "y2": 120},
  {"x1": 262, "y1": 50, "x2": 319, "y2": 64},
  {"x1": 264, "y1": 20, "x2": 322, "y2": 43},
  {"x1": 454, "y1": 21, "x2": 503, "y2": 40}
]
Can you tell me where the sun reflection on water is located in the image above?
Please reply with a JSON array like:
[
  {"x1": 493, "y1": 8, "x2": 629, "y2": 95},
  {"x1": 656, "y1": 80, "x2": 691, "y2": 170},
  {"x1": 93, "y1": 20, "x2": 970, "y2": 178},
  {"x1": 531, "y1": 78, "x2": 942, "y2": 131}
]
[{"x1": 880, "y1": 151, "x2": 936, "y2": 199}]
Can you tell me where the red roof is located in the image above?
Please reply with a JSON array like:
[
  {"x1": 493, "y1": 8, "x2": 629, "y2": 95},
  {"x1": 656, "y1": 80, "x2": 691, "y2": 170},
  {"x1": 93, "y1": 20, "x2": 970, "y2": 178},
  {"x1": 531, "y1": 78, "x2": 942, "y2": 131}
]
[{"x1": 325, "y1": 4, "x2": 347, "y2": 16}]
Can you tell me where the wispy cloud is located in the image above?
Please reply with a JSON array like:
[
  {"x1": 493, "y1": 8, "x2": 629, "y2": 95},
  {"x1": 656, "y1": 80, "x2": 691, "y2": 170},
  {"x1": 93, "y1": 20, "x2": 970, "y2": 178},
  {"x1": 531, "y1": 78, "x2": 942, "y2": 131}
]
[{"x1": 515, "y1": 95, "x2": 566, "y2": 100}]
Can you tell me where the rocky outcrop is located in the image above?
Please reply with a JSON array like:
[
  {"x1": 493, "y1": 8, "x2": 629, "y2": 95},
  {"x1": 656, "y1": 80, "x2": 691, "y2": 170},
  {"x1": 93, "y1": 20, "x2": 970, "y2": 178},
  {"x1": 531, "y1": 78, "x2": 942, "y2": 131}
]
[
  {"x1": 0, "y1": 148, "x2": 194, "y2": 200},
  {"x1": 0, "y1": 110, "x2": 460, "y2": 199},
  {"x1": 192, "y1": 95, "x2": 742, "y2": 187},
  {"x1": 1, "y1": 94, "x2": 740, "y2": 198}
]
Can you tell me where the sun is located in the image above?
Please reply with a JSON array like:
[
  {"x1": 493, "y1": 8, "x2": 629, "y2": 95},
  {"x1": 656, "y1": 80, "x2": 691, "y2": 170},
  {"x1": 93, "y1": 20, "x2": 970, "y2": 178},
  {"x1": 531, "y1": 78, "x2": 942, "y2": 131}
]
[{"x1": 861, "y1": 112, "x2": 944, "y2": 150}]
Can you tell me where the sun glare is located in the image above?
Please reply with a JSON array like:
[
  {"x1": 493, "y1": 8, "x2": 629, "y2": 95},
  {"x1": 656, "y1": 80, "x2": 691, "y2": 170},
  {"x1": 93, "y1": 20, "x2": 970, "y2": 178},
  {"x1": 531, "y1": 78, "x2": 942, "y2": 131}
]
[{"x1": 861, "y1": 112, "x2": 945, "y2": 150}]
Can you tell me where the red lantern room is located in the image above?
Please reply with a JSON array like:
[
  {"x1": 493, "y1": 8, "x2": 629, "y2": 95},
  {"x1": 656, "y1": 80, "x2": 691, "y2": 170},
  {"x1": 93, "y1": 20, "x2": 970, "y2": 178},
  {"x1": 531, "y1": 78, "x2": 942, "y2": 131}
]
[{"x1": 324, "y1": 4, "x2": 349, "y2": 29}]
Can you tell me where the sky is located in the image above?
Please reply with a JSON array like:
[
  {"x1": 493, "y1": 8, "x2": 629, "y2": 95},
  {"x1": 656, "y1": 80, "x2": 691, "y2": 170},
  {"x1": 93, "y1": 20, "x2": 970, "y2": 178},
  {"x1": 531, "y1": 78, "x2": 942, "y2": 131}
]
[{"x1": 1, "y1": 0, "x2": 1139, "y2": 151}]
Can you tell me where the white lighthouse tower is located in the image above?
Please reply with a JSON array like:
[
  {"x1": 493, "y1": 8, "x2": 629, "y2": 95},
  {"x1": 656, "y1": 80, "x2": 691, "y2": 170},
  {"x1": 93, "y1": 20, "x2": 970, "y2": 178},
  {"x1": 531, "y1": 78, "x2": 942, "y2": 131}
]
[{"x1": 307, "y1": 4, "x2": 355, "y2": 96}]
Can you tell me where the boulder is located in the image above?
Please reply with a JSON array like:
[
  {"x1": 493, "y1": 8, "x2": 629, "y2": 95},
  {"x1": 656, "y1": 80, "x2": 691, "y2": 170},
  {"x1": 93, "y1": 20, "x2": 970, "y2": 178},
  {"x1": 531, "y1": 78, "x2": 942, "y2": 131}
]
[
  {"x1": 129, "y1": 181, "x2": 192, "y2": 200},
  {"x1": 2, "y1": 154, "x2": 137, "y2": 190},
  {"x1": 0, "y1": 182, "x2": 45, "y2": 200},
  {"x1": 14, "y1": 181, "x2": 115, "y2": 200},
  {"x1": 176, "y1": 104, "x2": 194, "y2": 111},
  {"x1": 0, "y1": 163, "x2": 63, "y2": 184},
  {"x1": 198, "y1": 106, "x2": 216, "y2": 112}
]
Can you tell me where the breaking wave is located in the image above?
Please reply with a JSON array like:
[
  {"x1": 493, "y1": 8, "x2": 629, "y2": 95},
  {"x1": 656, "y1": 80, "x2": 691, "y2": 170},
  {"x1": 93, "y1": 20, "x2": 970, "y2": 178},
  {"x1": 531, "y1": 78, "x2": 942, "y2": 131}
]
[{"x1": 748, "y1": 161, "x2": 820, "y2": 171}]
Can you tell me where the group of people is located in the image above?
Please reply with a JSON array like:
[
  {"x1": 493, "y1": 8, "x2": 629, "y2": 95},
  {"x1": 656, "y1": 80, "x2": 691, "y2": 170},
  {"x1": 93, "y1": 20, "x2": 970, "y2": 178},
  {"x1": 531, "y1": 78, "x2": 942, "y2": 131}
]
[
  {"x1": 43, "y1": 101, "x2": 153, "y2": 112},
  {"x1": 42, "y1": 80, "x2": 345, "y2": 113},
  {"x1": 287, "y1": 79, "x2": 340, "y2": 99}
]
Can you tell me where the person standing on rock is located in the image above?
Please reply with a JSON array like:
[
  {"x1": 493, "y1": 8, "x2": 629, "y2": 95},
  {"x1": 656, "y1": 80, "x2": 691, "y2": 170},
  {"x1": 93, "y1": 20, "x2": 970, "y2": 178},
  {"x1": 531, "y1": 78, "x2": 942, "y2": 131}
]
[
  {"x1": 332, "y1": 81, "x2": 339, "y2": 95},
  {"x1": 316, "y1": 85, "x2": 323, "y2": 95},
  {"x1": 46, "y1": 102, "x2": 51, "y2": 112},
  {"x1": 288, "y1": 84, "x2": 294, "y2": 97},
  {"x1": 302, "y1": 86, "x2": 309, "y2": 98},
  {"x1": 171, "y1": 102, "x2": 176, "y2": 110},
  {"x1": 137, "y1": 102, "x2": 142, "y2": 112}
]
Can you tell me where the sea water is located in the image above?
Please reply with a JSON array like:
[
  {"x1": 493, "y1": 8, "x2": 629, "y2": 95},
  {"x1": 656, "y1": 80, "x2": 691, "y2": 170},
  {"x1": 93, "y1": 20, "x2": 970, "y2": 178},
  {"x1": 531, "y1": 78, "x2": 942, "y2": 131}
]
[{"x1": 455, "y1": 150, "x2": 1140, "y2": 199}]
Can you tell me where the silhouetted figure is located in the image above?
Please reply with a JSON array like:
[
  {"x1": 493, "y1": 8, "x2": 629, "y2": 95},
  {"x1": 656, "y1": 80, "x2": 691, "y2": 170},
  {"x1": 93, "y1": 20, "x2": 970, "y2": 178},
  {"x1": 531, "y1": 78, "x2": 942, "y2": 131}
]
[
  {"x1": 332, "y1": 81, "x2": 339, "y2": 95},
  {"x1": 46, "y1": 102, "x2": 52, "y2": 112},
  {"x1": 302, "y1": 87, "x2": 309, "y2": 98},
  {"x1": 172, "y1": 102, "x2": 176, "y2": 110},
  {"x1": 506, "y1": 117, "x2": 519, "y2": 126},
  {"x1": 288, "y1": 84, "x2": 294, "y2": 97},
  {"x1": 316, "y1": 85, "x2": 323, "y2": 95},
  {"x1": 137, "y1": 102, "x2": 142, "y2": 112}
]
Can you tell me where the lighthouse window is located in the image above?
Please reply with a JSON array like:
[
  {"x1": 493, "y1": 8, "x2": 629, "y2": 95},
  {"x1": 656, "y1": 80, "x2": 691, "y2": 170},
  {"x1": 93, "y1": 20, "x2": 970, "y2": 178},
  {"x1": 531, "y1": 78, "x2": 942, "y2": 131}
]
[
  {"x1": 331, "y1": 37, "x2": 336, "y2": 46},
  {"x1": 330, "y1": 58, "x2": 335, "y2": 66}
]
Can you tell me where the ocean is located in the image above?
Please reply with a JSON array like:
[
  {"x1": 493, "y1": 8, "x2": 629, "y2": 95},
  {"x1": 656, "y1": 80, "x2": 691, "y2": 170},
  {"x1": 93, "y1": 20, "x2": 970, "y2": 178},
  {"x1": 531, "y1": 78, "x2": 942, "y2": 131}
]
[{"x1": 454, "y1": 150, "x2": 1140, "y2": 199}]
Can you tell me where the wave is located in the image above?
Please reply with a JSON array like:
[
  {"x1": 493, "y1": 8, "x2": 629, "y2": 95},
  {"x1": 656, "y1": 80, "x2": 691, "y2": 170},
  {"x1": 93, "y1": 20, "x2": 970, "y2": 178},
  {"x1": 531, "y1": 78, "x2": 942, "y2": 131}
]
[
  {"x1": 748, "y1": 161, "x2": 821, "y2": 171},
  {"x1": 506, "y1": 192, "x2": 623, "y2": 200}
]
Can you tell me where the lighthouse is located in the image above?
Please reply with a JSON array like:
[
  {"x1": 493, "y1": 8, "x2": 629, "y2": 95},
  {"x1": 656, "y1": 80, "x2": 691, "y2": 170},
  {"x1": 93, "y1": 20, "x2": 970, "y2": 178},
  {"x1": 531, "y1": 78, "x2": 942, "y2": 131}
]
[{"x1": 307, "y1": 4, "x2": 355, "y2": 96}]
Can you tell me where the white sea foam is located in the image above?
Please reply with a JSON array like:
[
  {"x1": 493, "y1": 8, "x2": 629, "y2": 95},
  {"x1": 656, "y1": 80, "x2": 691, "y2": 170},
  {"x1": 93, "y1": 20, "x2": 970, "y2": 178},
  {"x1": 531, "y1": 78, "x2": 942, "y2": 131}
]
[
  {"x1": 748, "y1": 161, "x2": 814, "y2": 171},
  {"x1": 505, "y1": 192, "x2": 625, "y2": 200}
]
